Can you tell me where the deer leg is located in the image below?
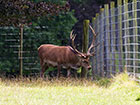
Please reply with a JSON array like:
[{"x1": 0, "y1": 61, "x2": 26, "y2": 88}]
[
  {"x1": 40, "y1": 65, "x2": 45, "y2": 78},
  {"x1": 40, "y1": 63, "x2": 48, "y2": 78},
  {"x1": 40, "y1": 59, "x2": 44, "y2": 78},
  {"x1": 74, "y1": 70, "x2": 78, "y2": 79},
  {"x1": 67, "y1": 69, "x2": 71, "y2": 78},
  {"x1": 57, "y1": 65, "x2": 61, "y2": 78}
]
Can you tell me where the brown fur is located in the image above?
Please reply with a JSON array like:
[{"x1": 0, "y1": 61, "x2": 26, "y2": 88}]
[{"x1": 38, "y1": 44, "x2": 91, "y2": 78}]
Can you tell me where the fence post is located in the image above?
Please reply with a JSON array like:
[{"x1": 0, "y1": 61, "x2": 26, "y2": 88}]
[
  {"x1": 123, "y1": 0, "x2": 130, "y2": 72},
  {"x1": 95, "y1": 13, "x2": 99, "y2": 76},
  {"x1": 19, "y1": 24, "x2": 24, "y2": 77},
  {"x1": 100, "y1": 8, "x2": 105, "y2": 77},
  {"x1": 110, "y1": 1, "x2": 116, "y2": 75},
  {"x1": 104, "y1": 4, "x2": 111, "y2": 77},
  {"x1": 117, "y1": 0, "x2": 123, "y2": 72},
  {"x1": 81, "y1": 20, "x2": 89, "y2": 78},
  {"x1": 132, "y1": 0, "x2": 138, "y2": 78},
  {"x1": 92, "y1": 17, "x2": 96, "y2": 77}
]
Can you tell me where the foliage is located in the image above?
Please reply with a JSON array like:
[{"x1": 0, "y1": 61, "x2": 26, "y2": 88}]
[
  {"x1": 34, "y1": 10, "x2": 77, "y2": 45},
  {"x1": 0, "y1": 73, "x2": 140, "y2": 105},
  {"x1": 71, "y1": 0, "x2": 88, "y2": 4},
  {"x1": 0, "y1": 0, "x2": 69, "y2": 26},
  {"x1": 0, "y1": 27, "x2": 19, "y2": 76},
  {"x1": 31, "y1": 0, "x2": 67, "y2": 4},
  {"x1": 70, "y1": 0, "x2": 107, "y2": 5}
]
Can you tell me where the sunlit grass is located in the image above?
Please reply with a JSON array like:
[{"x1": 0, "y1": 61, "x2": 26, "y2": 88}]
[{"x1": 0, "y1": 73, "x2": 140, "y2": 105}]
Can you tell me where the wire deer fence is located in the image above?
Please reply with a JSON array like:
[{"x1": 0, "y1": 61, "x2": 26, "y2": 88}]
[
  {"x1": 91, "y1": 0, "x2": 140, "y2": 80},
  {"x1": 0, "y1": 25, "x2": 70, "y2": 77},
  {"x1": 0, "y1": 26, "x2": 51, "y2": 77}
]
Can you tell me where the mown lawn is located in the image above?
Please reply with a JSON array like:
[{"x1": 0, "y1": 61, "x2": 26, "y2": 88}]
[{"x1": 0, "y1": 73, "x2": 140, "y2": 105}]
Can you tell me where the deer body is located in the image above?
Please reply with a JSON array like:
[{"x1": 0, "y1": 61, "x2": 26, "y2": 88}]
[
  {"x1": 38, "y1": 44, "x2": 90, "y2": 77},
  {"x1": 38, "y1": 44, "x2": 81, "y2": 68},
  {"x1": 38, "y1": 25, "x2": 97, "y2": 78}
]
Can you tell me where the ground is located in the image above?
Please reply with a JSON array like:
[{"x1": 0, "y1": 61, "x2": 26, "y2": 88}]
[{"x1": 0, "y1": 73, "x2": 140, "y2": 105}]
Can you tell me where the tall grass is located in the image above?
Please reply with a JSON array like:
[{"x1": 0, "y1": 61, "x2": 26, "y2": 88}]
[{"x1": 0, "y1": 73, "x2": 140, "y2": 105}]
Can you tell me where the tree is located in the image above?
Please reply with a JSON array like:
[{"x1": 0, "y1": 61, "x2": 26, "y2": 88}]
[{"x1": 0, "y1": 0, "x2": 69, "y2": 26}]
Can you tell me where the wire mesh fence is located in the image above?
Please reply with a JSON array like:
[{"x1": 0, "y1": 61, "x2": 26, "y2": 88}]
[
  {"x1": 0, "y1": 24, "x2": 70, "y2": 77},
  {"x1": 0, "y1": 26, "x2": 55, "y2": 76},
  {"x1": 91, "y1": 0, "x2": 140, "y2": 79}
]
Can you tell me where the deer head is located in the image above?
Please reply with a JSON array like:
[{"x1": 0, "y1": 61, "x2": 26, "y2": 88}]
[{"x1": 70, "y1": 25, "x2": 97, "y2": 70}]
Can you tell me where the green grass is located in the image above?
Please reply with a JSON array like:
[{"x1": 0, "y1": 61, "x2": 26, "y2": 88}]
[{"x1": 0, "y1": 73, "x2": 140, "y2": 105}]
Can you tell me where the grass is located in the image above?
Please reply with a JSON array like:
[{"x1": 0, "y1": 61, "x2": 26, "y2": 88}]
[{"x1": 0, "y1": 73, "x2": 140, "y2": 105}]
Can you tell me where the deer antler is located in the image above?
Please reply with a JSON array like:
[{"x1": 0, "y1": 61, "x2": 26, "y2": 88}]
[
  {"x1": 87, "y1": 25, "x2": 98, "y2": 56},
  {"x1": 70, "y1": 30, "x2": 82, "y2": 54},
  {"x1": 70, "y1": 30, "x2": 76, "y2": 48}
]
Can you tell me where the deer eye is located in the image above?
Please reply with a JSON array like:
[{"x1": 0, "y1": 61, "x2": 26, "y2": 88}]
[{"x1": 82, "y1": 55, "x2": 87, "y2": 59}]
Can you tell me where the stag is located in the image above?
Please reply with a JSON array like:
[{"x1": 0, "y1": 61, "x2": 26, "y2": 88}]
[{"x1": 38, "y1": 25, "x2": 97, "y2": 78}]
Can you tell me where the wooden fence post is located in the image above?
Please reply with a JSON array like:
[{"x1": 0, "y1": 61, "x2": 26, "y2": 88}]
[
  {"x1": 81, "y1": 20, "x2": 89, "y2": 78},
  {"x1": 92, "y1": 17, "x2": 96, "y2": 77},
  {"x1": 19, "y1": 24, "x2": 24, "y2": 77},
  {"x1": 100, "y1": 8, "x2": 105, "y2": 77},
  {"x1": 110, "y1": 1, "x2": 116, "y2": 75},
  {"x1": 104, "y1": 4, "x2": 111, "y2": 77},
  {"x1": 95, "y1": 13, "x2": 99, "y2": 76},
  {"x1": 132, "y1": 0, "x2": 138, "y2": 77},
  {"x1": 117, "y1": 0, "x2": 123, "y2": 72},
  {"x1": 123, "y1": 0, "x2": 130, "y2": 72}
]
